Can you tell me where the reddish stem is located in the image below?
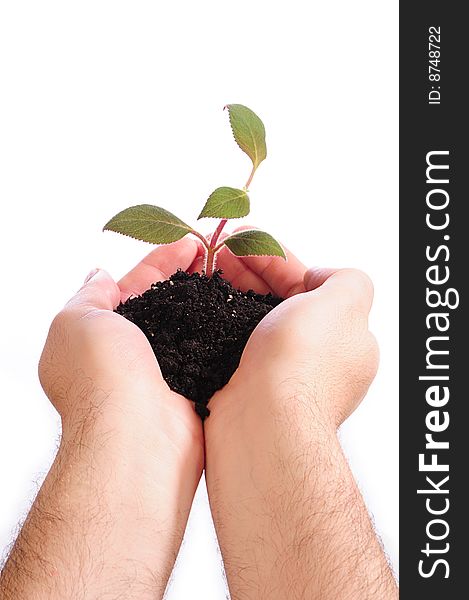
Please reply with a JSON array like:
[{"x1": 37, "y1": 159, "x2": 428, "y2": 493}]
[
  {"x1": 191, "y1": 229, "x2": 210, "y2": 250},
  {"x1": 203, "y1": 163, "x2": 257, "y2": 277},
  {"x1": 205, "y1": 218, "x2": 228, "y2": 277},
  {"x1": 213, "y1": 240, "x2": 226, "y2": 253},
  {"x1": 210, "y1": 219, "x2": 228, "y2": 249},
  {"x1": 205, "y1": 248, "x2": 215, "y2": 277},
  {"x1": 245, "y1": 165, "x2": 256, "y2": 190}
]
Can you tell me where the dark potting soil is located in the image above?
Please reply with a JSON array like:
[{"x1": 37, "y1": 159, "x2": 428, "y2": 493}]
[{"x1": 115, "y1": 271, "x2": 284, "y2": 419}]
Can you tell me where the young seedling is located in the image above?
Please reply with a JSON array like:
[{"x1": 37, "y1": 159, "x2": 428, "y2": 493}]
[{"x1": 103, "y1": 104, "x2": 286, "y2": 276}]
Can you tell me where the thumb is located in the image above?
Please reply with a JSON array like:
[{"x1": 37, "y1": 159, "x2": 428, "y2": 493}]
[
  {"x1": 305, "y1": 267, "x2": 374, "y2": 316},
  {"x1": 66, "y1": 268, "x2": 121, "y2": 313}
]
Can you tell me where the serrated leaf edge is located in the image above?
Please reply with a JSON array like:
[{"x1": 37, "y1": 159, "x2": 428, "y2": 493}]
[
  {"x1": 197, "y1": 187, "x2": 250, "y2": 220},
  {"x1": 103, "y1": 204, "x2": 193, "y2": 245},
  {"x1": 102, "y1": 228, "x2": 191, "y2": 245},
  {"x1": 225, "y1": 104, "x2": 266, "y2": 170},
  {"x1": 224, "y1": 229, "x2": 287, "y2": 260}
]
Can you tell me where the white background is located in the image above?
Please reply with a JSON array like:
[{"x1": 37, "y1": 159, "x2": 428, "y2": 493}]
[{"x1": 0, "y1": 1, "x2": 398, "y2": 597}]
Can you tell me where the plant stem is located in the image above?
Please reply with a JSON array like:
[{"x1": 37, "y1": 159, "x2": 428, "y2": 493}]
[
  {"x1": 191, "y1": 229, "x2": 210, "y2": 250},
  {"x1": 210, "y1": 219, "x2": 228, "y2": 248},
  {"x1": 213, "y1": 240, "x2": 227, "y2": 253},
  {"x1": 205, "y1": 247, "x2": 215, "y2": 277},
  {"x1": 204, "y1": 164, "x2": 257, "y2": 277},
  {"x1": 205, "y1": 219, "x2": 227, "y2": 277},
  {"x1": 245, "y1": 165, "x2": 256, "y2": 190}
]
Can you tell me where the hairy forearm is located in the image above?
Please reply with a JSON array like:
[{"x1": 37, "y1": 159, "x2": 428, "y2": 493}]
[
  {"x1": 205, "y1": 389, "x2": 398, "y2": 600},
  {"x1": 0, "y1": 410, "x2": 202, "y2": 599}
]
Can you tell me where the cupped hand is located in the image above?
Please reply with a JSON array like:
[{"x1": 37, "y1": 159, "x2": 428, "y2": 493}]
[
  {"x1": 191, "y1": 227, "x2": 379, "y2": 431},
  {"x1": 39, "y1": 238, "x2": 204, "y2": 462}
]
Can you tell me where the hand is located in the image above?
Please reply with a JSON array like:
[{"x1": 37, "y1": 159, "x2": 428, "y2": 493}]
[
  {"x1": 2, "y1": 239, "x2": 207, "y2": 600},
  {"x1": 196, "y1": 231, "x2": 395, "y2": 600},
  {"x1": 39, "y1": 237, "x2": 204, "y2": 462},
  {"x1": 190, "y1": 227, "x2": 379, "y2": 431}
]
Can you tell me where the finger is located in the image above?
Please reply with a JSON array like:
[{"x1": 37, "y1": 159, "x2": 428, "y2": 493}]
[
  {"x1": 187, "y1": 254, "x2": 205, "y2": 275},
  {"x1": 118, "y1": 237, "x2": 199, "y2": 302},
  {"x1": 304, "y1": 267, "x2": 341, "y2": 291},
  {"x1": 312, "y1": 268, "x2": 375, "y2": 315},
  {"x1": 228, "y1": 225, "x2": 307, "y2": 298},
  {"x1": 66, "y1": 269, "x2": 121, "y2": 313},
  {"x1": 213, "y1": 245, "x2": 271, "y2": 294},
  {"x1": 187, "y1": 237, "x2": 215, "y2": 275}
]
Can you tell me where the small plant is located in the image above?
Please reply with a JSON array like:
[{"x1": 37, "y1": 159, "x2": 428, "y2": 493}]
[{"x1": 103, "y1": 104, "x2": 286, "y2": 277}]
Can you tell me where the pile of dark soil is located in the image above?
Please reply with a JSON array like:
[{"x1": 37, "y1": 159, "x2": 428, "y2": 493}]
[{"x1": 116, "y1": 271, "x2": 283, "y2": 419}]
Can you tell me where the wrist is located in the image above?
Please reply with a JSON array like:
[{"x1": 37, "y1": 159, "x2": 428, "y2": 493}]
[
  {"x1": 59, "y1": 388, "x2": 203, "y2": 503},
  {"x1": 210, "y1": 370, "x2": 337, "y2": 438},
  {"x1": 11, "y1": 395, "x2": 202, "y2": 600},
  {"x1": 61, "y1": 381, "x2": 199, "y2": 444}
]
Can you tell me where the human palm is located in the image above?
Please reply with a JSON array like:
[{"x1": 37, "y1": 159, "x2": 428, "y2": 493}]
[
  {"x1": 39, "y1": 237, "x2": 204, "y2": 458},
  {"x1": 115, "y1": 237, "x2": 205, "y2": 448},
  {"x1": 189, "y1": 227, "x2": 378, "y2": 428}
]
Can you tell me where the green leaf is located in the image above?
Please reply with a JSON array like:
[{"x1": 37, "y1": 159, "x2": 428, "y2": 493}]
[
  {"x1": 103, "y1": 205, "x2": 192, "y2": 244},
  {"x1": 225, "y1": 104, "x2": 267, "y2": 173},
  {"x1": 198, "y1": 187, "x2": 250, "y2": 220},
  {"x1": 224, "y1": 229, "x2": 286, "y2": 259}
]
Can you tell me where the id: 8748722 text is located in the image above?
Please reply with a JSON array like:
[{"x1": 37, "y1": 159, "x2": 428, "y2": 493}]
[{"x1": 428, "y1": 26, "x2": 441, "y2": 105}]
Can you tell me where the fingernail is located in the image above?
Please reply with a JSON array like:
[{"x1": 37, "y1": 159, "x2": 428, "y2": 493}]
[{"x1": 84, "y1": 268, "x2": 100, "y2": 284}]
